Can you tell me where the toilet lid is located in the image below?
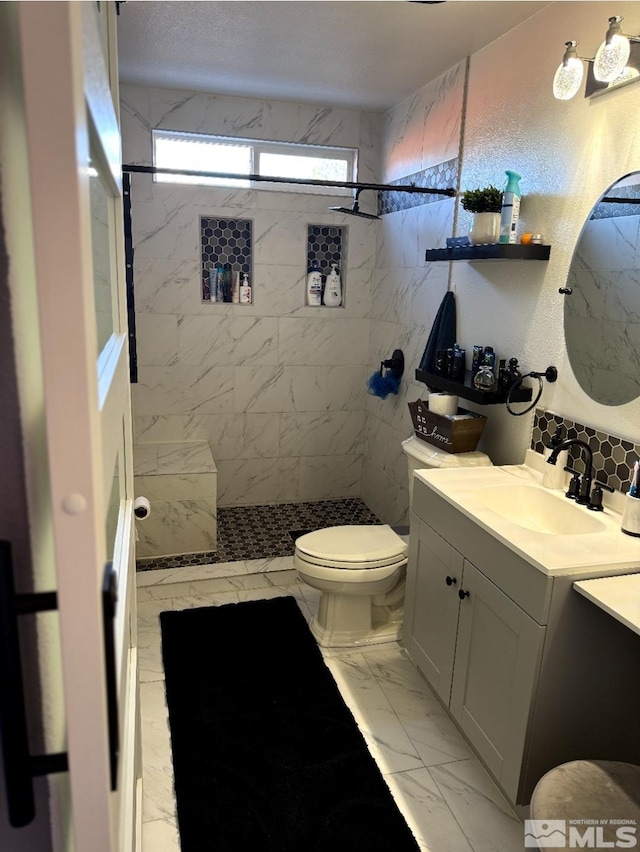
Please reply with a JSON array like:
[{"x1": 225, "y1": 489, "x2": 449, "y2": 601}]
[{"x1": 295, "y1": 525, "x2": 408, "y2": 569}]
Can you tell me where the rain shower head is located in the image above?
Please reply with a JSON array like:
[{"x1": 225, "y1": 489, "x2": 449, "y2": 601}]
[{"x1": 328, "y1": 201, "x2": 380, "y2": 220}]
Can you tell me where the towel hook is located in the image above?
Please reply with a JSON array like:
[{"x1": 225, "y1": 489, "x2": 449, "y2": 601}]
[{"x1": 380, "y1": 349, "x2": 405, "y2": 380}]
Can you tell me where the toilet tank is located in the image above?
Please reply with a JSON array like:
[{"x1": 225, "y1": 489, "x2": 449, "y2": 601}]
[{"x1": 401, "y1": 436, "x2": 492, "y2": 511}]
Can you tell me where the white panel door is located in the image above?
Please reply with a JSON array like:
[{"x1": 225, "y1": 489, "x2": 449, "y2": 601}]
[
  {"x1": 18, "y1": 4, "x2": 139, "y2": 851},
  {"x1": 450, "y1": 560, "x2": 545, "y2": 800}
]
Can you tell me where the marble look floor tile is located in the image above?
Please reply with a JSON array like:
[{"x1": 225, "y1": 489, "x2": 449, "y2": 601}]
[
  {"x1": 324, "y1": 653, "x2": 423, "y2": 775},
  {"x1": 137, "y1": 561, "x2": 249, "y2": 587},
  {"x1": 138, "y1": 574, "x2": 270, "y2": 602},
  {"x1": 139, "y1": 642, "x2": 166, "y2": 684},
  {"x1": 140, "y1": 681, "x2": 176, "y2": 824},
  {"x1": 265, "y1": 568, "x2": 299, "y2": 586},
  {"x1": 428, "y1": 759, "x2": 523, "y2": 852},
  {"x1": 142, "y1": 818, "x2": 180, "y2": 852},
  {"x1": 365, "y1": 648, "x2": 472, "y2": 766},
  {"x1": 236, "y1": 586, "x2": 293, "y2": 603},
  {"x1": 245, "y1": 555, "x2": 295, "y2": 573},
  {"x1": 136, "y1": 571, "x2": 524, "y2": 852},
  {"x1": 386, "y1": 767, "x2": 474, "y2": 852},
  {"x1": 170, "y1": 590, "x2": 240, "y2": 611}
]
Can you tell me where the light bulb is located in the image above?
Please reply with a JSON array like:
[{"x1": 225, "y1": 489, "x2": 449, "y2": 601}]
[
  {"x1": 553, "y1": 41, "x2": 584, "y2": 100},
  {"x1": 594, "y1": 17, "x2": 631, "y2": 82},
  {"x1": 607, "y1": 65, "x2": 640, "y2": 87}
]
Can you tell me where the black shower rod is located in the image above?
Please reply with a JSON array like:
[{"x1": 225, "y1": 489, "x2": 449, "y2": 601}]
[{"x1": 122, "y1": 163, "x2": 456, "y2": 197}]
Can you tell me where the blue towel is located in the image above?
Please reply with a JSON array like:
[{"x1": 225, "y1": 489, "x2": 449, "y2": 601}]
[{"x1": 418, "y1": 291, "x2": 457, "y2": 373}]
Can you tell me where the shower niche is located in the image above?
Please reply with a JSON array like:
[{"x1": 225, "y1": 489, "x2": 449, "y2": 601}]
[
  {"x1": 306, "y1": 224, "x2": 347, "y2": 308},
  {"x1": 200, "y1": 216, "x2": 253, "y2": 304}
]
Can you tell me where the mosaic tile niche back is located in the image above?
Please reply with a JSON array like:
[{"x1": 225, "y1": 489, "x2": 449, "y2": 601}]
[{"x1": 532, "y1": 409, "x2": 640, "y2": 494}]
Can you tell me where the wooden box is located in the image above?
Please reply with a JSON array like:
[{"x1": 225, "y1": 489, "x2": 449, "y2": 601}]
[{"x1": 408, "y1": 399, "x2": 487, "y2": 454}]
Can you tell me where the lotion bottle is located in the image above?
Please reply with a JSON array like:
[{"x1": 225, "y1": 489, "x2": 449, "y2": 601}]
[
  {"x1": 542, "y1": 426, "x2": 568, "y2": 490},
  {"x1": 240, "y1": 273, "x2": 252, "y2": 304},
  {"x1": 323, "y1": 264, "x2": 342, "y2": 307},
  {"x1": 306, "y1": 259, "x2": 322, "y2": 306},
  {"x1": 499, "y1": 170, "x2": 521, "y2": 244}
]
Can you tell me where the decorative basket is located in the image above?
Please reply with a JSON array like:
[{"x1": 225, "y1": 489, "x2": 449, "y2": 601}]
[{"x1": 408, "y1": 400, "x2": 487, "y2": 454}]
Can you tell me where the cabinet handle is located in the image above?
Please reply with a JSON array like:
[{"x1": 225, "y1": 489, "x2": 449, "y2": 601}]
[
  {"x1": 445, "y1": 575, "x2": 457, "y2": 586},
  {"x1": 458, "y1": 589, "x2": 470, "y2": 600}
]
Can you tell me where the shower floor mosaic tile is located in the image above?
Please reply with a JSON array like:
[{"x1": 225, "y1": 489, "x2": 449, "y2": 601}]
[{"x1": 136, "y1": 498, "x2": 381, "y2": 572}]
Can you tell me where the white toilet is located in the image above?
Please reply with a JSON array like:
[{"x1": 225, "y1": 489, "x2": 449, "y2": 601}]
[{"x1": 294, "y1": 436, "x2": 492, "y2": 647}]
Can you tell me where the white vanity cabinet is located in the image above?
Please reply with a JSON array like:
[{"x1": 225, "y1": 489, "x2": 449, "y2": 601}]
[
  {"x1": 405, "y1": 477, "x2": 640, "y2": 806},
  {"x1": 406, "y1": 517, "x2": 545, "y2": 799}
]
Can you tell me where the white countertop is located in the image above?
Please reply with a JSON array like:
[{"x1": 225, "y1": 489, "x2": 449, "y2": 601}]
[
  {"x1": 414, "y1": 451, "x2": 640, "y2": 577},
  {"x1": 573, "y1": 574, "x2": 640, "y2": 636}
]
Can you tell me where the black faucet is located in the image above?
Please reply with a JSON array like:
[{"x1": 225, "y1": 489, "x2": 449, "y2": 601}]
[{"x1": 547, "y1": 439, "x2": 593, "y2": 505}]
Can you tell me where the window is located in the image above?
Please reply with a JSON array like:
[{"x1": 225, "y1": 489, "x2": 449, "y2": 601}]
[{"x1": 152, "y1": 130, "x2": 356, "y2": 195}]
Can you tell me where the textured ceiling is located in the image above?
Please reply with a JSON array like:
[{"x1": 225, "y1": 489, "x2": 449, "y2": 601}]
[{"x1": 117, "y1": 1, "x2": 549, "y2": 111}]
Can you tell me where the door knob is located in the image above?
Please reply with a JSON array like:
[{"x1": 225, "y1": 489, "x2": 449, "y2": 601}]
[
  {"x1": 458, "y1": 589, "x2": 470, "y2": 600},
  {"x1": 445, "y1": 576, "x2": 457, "y2": 586}
]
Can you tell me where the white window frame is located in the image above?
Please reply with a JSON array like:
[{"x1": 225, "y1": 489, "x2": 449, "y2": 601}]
[{"x1": 152, "y1": 129, "x2": 357, "y2": 196}]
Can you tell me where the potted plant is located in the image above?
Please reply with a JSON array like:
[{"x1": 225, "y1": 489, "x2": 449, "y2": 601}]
[{"x1": 460, "y1": 186, "x2": 503, "y2": 244}]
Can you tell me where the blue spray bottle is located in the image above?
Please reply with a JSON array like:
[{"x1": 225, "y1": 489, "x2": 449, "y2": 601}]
[{"x1": 499, "y1": 170, "x2": 521, "y2": 244}]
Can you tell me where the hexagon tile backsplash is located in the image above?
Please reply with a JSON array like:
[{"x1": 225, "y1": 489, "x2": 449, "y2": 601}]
[
  {"x1": 201, "y1": 216, "x2": 252, "y2": 297},
  {"x1": 531, "y1": 409, "x2": 640, "y2": 494}
]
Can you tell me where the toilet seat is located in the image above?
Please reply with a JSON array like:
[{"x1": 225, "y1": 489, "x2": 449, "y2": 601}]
[{"x1": 294, "y1": 524, "x2": 407, "y2": 570}]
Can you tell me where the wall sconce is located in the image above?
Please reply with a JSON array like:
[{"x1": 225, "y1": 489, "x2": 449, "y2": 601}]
[
  {"x1": 594, "y1": 16, "x2": 631, "y2": 82},
  {"x1": 553, "y1": 15, "x2": 640, "y2": 101},
  {"x1": 552, "y1": 41, "x2": 586, "y2": 100}
]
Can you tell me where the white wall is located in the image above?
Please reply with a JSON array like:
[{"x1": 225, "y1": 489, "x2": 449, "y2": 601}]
[
  {"x1": 364, "y1": 1, "x2": 640, "y2": 524},
  {"x1": 455, "y1": 1, "x2": 640, "y2": 463},
  {"x1": 362, "y1": 62, "x2": 466, "y2": 524},
  {"x1": 122, "y1": 85, "x2": 383, "y2": 505},
  {"x1": 123, "y1": 1, "x2": 640, "y2": 523}
]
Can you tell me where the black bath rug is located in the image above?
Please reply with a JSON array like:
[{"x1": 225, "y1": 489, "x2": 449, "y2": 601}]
[{"x1": 160, "y1": 596, "x2": 419, "y2": 852}]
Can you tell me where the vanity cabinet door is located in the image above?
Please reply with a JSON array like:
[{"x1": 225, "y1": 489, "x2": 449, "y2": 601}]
[
  {"x1": 450, "y1": 560, "x2": 545, "y2": 801},
  {"x1": 404, "y1": 516, "x2": 463, "y2": 704}
]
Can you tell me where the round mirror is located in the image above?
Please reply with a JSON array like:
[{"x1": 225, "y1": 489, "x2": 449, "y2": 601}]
[{"x1": 564, "y1": 173, "x2": 640, "y2": 405}]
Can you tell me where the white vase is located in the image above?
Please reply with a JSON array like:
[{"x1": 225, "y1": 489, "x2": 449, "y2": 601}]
[{"x1": 469, "y1": 212, "x2": 500, "y2": 245}]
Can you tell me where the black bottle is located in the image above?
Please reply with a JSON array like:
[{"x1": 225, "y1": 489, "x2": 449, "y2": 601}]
[
  {"x1": 452, "y1": 345, "x2": 466, "y2": 381},
  {"x1": 223, "y1": 263, "x2": 233, "y2": 302},
  {"x1": 497, "y1": 359, "x2": 507, "y2": 388},
  {"x1": 506, "y1": 357, "x2": 521, "y2": 386}
]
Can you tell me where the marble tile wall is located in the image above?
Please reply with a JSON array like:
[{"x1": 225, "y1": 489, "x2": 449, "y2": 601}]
[
  {"x1": 361, "y1": 62, "x2": 466, "y2": 525},
  {"x1": 122, "y1": 84, "x2": 383, "y2": 506},
  {"x1": 565, "y1": 213, "x2": 640, "y2": 406}
]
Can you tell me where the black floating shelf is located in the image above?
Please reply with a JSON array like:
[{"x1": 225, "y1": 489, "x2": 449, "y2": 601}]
[
  {"x1": 425, "y1": 244, "x2": 551, "y2": 262},
  {"x1": 415, "y1": 369, "x2": 533, "y2": 406}
]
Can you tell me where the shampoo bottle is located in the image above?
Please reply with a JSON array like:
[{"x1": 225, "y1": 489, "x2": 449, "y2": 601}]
[
  {"x1": 499, "y1": 170, "x2": 521, "y2": 244},
  {"x1": 240, "y1": 272, "x2": 252, "y2": 304},
  {"x1": 215, "y1": 264, "x2": 225, "y2": 303},
  {"x1": 323, "y1": 264, "x2": 342, "y2": 307},
  {"x1": 306, "y1": 259, "x2": 322, "y2": 306},
  {"x1": 542, "y1": 426, "x2": 568, "y2": 490},
  {"x1": 231, "y1": 270, "x2": 240, "y2": 304}
]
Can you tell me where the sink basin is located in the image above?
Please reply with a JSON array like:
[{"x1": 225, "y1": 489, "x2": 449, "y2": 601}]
[{"x1": 477, "y1": 485, "x2": 607, "y2": 536}]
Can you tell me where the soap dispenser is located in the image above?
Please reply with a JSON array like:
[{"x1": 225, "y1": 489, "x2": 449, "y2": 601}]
[
  {"x1": 323, "y1": 264, "x2": 342, "y2": 307},
  {"x1": 542, "y1": 426, "x2": 568, "y2": 490}
]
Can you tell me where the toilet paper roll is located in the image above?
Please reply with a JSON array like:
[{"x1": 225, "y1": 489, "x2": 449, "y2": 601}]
[
  {"x1": 428, "y1": 393, "x2": 459, "y2": 416},
  {"x1": 133, "y1": 496, "x2": 151, "y2": 520}
]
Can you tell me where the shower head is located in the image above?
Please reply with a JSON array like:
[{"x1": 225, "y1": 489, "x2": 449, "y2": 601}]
[{"x1": 328, "y1": 201, "x2": 380, "y2": 220}]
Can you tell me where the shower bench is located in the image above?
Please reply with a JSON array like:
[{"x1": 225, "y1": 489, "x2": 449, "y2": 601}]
[{"x1": 133, "y1": 441, "x2": 217, "y2": 558}]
